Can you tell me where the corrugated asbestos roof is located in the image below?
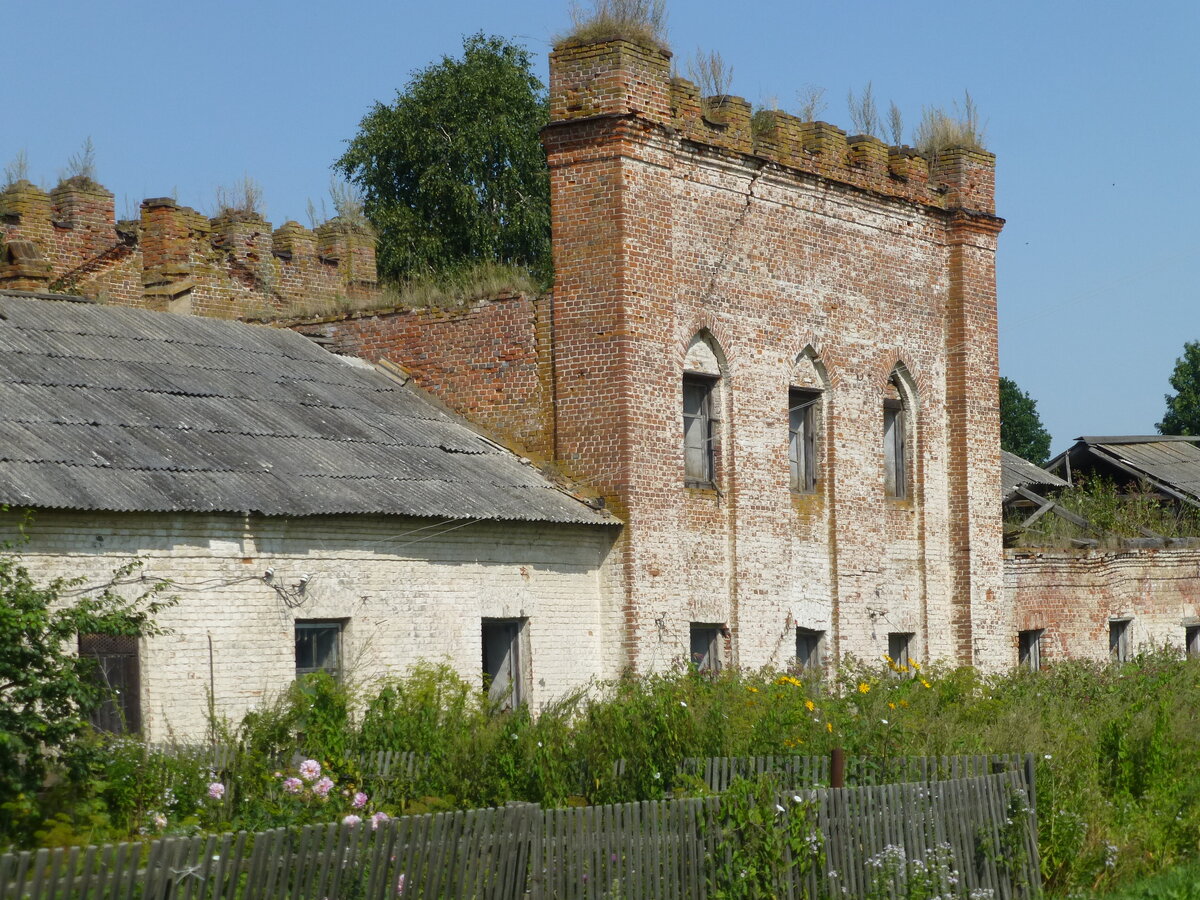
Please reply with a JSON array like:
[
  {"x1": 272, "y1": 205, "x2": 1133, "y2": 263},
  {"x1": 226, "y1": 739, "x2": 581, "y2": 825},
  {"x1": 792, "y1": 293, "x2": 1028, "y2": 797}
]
[
  {"x1": 1001, "y1": 449, "x2": 1067, "y2": 498},
  {"x1": 1075, "y1": 437, "x2": 1200, "y2": 502},
  {"x1": 0, "y1": 293, "x2": 615, "y2": 525}
]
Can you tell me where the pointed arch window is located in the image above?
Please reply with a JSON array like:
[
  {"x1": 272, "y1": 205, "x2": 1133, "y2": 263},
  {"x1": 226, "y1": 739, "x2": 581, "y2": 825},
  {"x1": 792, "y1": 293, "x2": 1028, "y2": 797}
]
[
  {"x1": 683, "y1": 373, "x2": 718, "y2": 486},
  {"x1": 789, "y1": 388, "x2": 820, "y2": 493}
]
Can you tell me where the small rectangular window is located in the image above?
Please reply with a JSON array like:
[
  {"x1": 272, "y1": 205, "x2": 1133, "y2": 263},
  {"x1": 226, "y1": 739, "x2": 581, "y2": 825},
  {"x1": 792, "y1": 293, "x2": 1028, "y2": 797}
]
[
  {"x1": 1109, "y1": 619, "x2": 1131, "y2": 663},
  {"x1": 1185, "y1": 624, "x2": 1199, "y2": 660},
  {"x1": 789, "y1": 389, "x2": 819, "y2": 493},
  {"x1": 1018, "y1": 629, "x2": 1043, "y2": 671},
  {"x1": 795, "y1": 628, "x2": 824, "y2": 672},
  {"x1": 683, "y1": 374, "x2": 718, "y2": 486},
  {"x1": 690, "y1": 623, "x2": 723, "y2": 672},
  {"x1": 79, "y1": 633, "x2": 140, "y2": 733},
  {"x1": 483, "y1": 618, "x2": 526, "y2": 709},
  {"x1": 884, "y1": 399, "x2": 906, "y2": 498},
  {"x1": 887, "y1": 632, "x2": 914, "y2": 668},
  {"x1": 295, "y1": 620, "x2": 343, "y2": 679}
]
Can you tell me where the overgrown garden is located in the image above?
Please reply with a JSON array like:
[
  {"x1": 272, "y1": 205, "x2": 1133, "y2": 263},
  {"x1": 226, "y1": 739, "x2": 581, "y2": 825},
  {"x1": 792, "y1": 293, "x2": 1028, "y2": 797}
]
[{"x1": 5, "y1": 647, "x2": 1200, "y2": 896}]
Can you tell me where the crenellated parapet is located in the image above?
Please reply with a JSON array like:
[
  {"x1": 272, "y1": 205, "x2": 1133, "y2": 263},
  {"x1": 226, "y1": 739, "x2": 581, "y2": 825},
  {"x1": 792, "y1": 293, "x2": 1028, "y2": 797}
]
[
  {"x1": 0, "y1": 178, "x2": 379, "y2": 316},
  {"x1": 548, "y1": 38, "x2": 996, "y2": 217}
]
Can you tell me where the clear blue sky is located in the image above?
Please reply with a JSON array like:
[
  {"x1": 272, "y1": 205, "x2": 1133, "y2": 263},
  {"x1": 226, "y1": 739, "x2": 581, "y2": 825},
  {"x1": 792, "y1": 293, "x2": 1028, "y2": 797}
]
[{"x1": 5, "y1": 1, "x2": 1198, "y2": 453}]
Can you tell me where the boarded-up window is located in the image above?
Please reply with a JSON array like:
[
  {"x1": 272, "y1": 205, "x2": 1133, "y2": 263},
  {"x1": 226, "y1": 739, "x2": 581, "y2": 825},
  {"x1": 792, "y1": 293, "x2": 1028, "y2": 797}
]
[
  {"x1": 884, "y1": 398, "x2": 906, "y2": 498},
  {"x1": 1109, "y1": 619, "x2": 1131, "y2": 663},
  {"x1": 690, "y1": 623, "x2": 722, "y2": 672},
  {"x1": 1186, "y1": 625, "x2": 1200, "y2": 660},
  {"x1": 295, "y1": 620, "x2": 343, "y2": 679},
  {"x1": 789, "y1": 389, "x2": 819, "y2": 493},
  {"x1": 796, "y1": 628, "x2": 824, "y2": 672},
  {"x1": 79, "y1": 633, "x2": 140, "y2": 734},
  {"x1": 483, "y1": 618, "x2": 525, "y2": 710},
  {"x1": 1018, "y1": 629, "x2": 1043, "y2": 671},
  {"x1": 683, "y1": 374, "x2": 718, "y2": 486}
]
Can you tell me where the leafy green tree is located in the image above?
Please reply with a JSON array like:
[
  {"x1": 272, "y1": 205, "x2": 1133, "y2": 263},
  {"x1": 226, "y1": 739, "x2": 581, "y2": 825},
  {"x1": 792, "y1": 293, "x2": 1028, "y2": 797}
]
[
  {"x1": 0, "y1": 546, "x2": 175, "y2": 835},
  {"x1": 336, "y1": 34, "x2": 552, "y2": 285},
  {"x1": 999, "y1": 376, "x2": 1052, "y2": 466},
  {"x1": 1158, "y1": 341, "x2": 1200, "y2": 435}
]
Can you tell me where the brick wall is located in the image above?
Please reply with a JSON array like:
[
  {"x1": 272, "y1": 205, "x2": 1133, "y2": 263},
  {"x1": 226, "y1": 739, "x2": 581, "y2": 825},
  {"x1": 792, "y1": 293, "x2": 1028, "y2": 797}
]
[
  {"x1": 292, "y1": 294, "x2": 556, "y2": 460},
  {"x1": 9, "y1": 510, "x2": 614, "y2": 740},
  {"x1": 289, "y1": 37, "x2": 1009, "y2": 674},
  {"x1": 0, "y1": 180, "x2": 378, "y2": 317},
  {"x1": 540, "y1": 39, "x2": 1006, "y2": 673},
  {"x1": 1006, "y1": 546, "x2": 1200, "y2": 661}
]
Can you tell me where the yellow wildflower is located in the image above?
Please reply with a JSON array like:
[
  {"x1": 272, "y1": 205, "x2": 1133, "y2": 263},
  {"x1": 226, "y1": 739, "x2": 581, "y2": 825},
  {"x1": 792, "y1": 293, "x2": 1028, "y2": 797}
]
[
  {"x1": 804, "y1": 699, "x2": 815, "y2": 712},
  {"x1": 909, "y1": 658, "x2": 921, "y2": 671},
  {"x1": 921, "y1": 679, "x2": 932, "y2": 689},
  {"x1": 888, "y1": 702, "x2": 896, "y2": 710},
  {"x1": 883, "y1": 654, "x2": 893, "y2": 664},
  {"x1": 747, "y1": 686, "x2": 759, "y2": 693},
  {"x1": 826, "y1": 722, "x2": 833, "y2": 733},
  {"x1": 858, "y1": 682, "x2": 871, "y2": 694}
]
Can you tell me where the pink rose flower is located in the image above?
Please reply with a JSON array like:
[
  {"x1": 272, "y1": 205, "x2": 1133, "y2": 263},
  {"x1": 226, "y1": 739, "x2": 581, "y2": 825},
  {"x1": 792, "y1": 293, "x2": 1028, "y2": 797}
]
[{"x1": 207, "y1": 782, "x2": 226, "y2": 800}]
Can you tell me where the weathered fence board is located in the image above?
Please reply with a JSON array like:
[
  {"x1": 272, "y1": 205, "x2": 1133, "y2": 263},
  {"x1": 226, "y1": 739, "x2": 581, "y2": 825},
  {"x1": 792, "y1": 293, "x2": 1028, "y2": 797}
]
[{"x1": 2, "y1": 756, "x2": 1039, "y2": 900}]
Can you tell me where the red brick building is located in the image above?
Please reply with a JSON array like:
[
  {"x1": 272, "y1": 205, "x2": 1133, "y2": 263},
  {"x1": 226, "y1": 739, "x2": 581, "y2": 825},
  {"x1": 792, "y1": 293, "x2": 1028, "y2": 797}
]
[{"x1": 295, "y1": 36, "x2": 1009, "y2": 674}]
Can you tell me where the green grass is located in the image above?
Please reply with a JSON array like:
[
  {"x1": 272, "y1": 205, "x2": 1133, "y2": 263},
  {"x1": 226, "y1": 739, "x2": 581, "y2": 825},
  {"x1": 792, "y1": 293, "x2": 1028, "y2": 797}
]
[
  {"x1": 13, "y1": 653, "x2": 1200, "y2": 898},
  {"x1": 1089, "y1": 858, "x2": 1200, "y2": 898}
]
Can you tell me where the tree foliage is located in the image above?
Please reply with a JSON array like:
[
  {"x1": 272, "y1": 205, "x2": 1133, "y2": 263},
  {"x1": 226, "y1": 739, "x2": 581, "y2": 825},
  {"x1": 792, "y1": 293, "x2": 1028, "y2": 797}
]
[
  {"x1": 999, "y1": 375, "x2": 1052, "y2": 466},
  {"x1": 335, "y1": 34, "x2": 552, "y2": 286},
  {"x1": 1158, "y1": 341, "x2": 1200, "y2": 436},
  {"x1": 0, "y1": 545, "x2": 175, "y2": 832}
]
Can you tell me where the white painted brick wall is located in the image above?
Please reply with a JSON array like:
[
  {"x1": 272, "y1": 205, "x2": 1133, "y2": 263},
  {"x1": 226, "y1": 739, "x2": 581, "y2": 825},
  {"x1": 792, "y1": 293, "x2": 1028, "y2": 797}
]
[{"x1": 8, "y1": 511, "x2": 616, "y2": 741}]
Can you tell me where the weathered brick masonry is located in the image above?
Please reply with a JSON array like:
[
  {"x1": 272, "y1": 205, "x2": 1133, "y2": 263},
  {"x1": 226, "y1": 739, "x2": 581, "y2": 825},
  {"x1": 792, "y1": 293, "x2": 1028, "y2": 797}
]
[
  {"x1": 1006, "y1": 546, "x2": 1200, "y2": 661},
  {"x1": 10, "y1": 510, "x2": 613, "y2": 740},
  {"x1": 296, "y1": 37, "x2": 1009, "y2": 673},
  {"x1": 0, "y1": 178, "x2": 377, "y2": 317}
]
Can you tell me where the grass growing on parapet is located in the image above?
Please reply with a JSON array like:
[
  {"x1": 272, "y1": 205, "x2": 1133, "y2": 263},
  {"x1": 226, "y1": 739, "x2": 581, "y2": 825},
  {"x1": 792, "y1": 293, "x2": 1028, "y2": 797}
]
[
  {"x1": 557, "y1": 0, "x2": 669, "y2": 52},
  {"x1": 847, "y1": 82, "x2": 881, "y2": 137},
  {"x1": 915, "y1": 91, "x2": 986, "y2": 155},
  {"x1": 796, "y1": 85, "x2": 827, "y2": 123},
  {"x1": 3, "y1": 149, "x2": 30, "y2": 190},
  {"x1": 58, "y1": 137, "x2": 100, "y2": 189},
  {"x1": 213, "y1": 175, "x2": 265, "y2": 221},
  {"x1": 306, "y1": 178, "x2": 370, "y2": 232},
  {"x1": 687, "y1": 47, "x2": 733, "y2": 103},
  {"x1": 282, "y1": 261, "x2": 539, "y2": 320}
]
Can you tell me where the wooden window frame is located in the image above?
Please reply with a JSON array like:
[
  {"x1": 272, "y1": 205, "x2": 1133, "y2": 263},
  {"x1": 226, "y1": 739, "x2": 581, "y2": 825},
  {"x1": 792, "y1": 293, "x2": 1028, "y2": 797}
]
[
  {"x1": 883, "y1": 398, "x2": 907, "y2": 499},
  {"x1": 295, "y1": 619, "x2": 345, "y2": 680},
  {"x1": 689, "y1": 623, "x2": 723, "y2": 672},
  {"x1": 789, "y1": 389, "x2": 820, "y2": 494},
  {"x1": 1018, "y1": 629, "x2": 1044, "y2": 671},
  {"x1": 1186, "y1": 624, "x2": 1200, "y2": 659},
  {"x1": 482, "y1": 618, "x2": 527, "y2": 710},
  {"x1": 887, "y1": 631, "x2": 914, "y2": 668},
  {"x1": 79, "y1": 633, "x2": 141, "y2": 734},
  {"x1": 683, "y1": 373, "x2": 719, "y2": 488},
  {"x1": 1109, "y1": 618, "x2": 1131, "y2": 663},
  {"x1": 795, "y1": 627, "x2": 825, "y2": 672}
]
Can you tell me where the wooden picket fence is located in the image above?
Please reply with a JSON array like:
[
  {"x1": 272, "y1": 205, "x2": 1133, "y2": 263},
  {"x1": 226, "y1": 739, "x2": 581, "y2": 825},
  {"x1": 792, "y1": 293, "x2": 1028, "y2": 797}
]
[{"x1": 0, "y1": 759, "x2": 1040, "y2": 900}]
